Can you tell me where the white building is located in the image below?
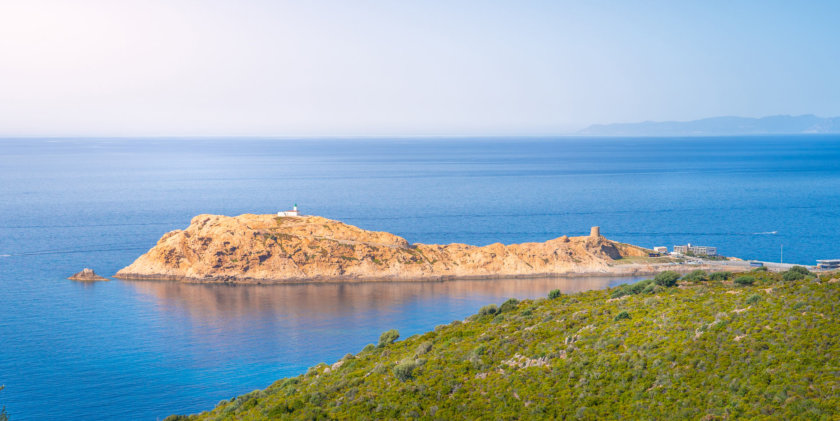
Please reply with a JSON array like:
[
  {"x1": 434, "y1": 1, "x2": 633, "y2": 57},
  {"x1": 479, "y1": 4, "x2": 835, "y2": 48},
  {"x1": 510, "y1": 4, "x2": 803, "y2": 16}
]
[
  {"x1": 673, "y1": 243, "x2": 717, "y2": 256},
  {"x1": 817, "y1": 259, "x2": 840, "y2": 269},
  {"x1": 277, "y1": 204, "x2": 301, "y2": 217},
  {"x1": 653, "y1": 246, "x2": 668, "y2": 253}
]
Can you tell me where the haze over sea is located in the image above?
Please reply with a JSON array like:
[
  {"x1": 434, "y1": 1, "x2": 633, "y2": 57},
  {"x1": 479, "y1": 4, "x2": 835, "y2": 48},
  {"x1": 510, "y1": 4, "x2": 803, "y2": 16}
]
[{"x1": 1, "y1": 136, "x2": 839, "y2": 419}]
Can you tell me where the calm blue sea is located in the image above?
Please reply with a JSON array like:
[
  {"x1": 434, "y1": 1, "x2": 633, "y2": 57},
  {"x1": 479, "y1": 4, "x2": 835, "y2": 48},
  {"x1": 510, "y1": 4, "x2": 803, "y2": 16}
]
[{"x1": 1, "y1": 136, "x2": 839, "y2": 419}]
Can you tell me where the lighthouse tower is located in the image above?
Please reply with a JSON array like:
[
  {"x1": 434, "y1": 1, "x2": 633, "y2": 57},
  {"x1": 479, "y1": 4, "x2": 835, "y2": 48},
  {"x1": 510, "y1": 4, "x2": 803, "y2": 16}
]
[{"x1": 277, "y1": 203, "x2": 301, "y2": 217}]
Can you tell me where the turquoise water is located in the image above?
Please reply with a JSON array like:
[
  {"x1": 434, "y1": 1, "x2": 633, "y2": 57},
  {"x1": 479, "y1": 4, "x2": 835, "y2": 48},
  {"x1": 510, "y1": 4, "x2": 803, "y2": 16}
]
[{"x1": 1, "y1": 136, "x2": 839, "y2": 419}]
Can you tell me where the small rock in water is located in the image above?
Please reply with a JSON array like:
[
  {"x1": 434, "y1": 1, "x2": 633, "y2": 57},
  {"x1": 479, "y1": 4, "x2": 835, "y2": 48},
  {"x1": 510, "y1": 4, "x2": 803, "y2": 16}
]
[{"x1": 68, "y1": 268, "x2": 110, "y2": 282}]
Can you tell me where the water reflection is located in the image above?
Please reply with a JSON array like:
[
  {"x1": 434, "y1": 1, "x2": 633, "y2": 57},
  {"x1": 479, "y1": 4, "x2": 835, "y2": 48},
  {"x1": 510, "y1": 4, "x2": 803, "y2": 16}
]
[{"x1": 126, "y1": 276, "x2": 643, "y2": 321}]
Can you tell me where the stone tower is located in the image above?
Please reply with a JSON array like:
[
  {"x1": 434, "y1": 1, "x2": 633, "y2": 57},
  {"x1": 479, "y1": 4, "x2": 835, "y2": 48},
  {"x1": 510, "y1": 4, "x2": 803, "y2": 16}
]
[{"x1": 590, "y1": 226, "x2": 601, "y2": 238}]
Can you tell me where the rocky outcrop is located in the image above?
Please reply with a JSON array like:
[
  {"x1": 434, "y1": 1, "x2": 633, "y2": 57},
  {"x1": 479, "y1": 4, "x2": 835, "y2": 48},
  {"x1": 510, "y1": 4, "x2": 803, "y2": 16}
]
[
  {"x1": 115, "y1": 214, "x2": 654, "y2": 284},
  {"x1": 68, "y1": 268, "x2": 110, "y2": 282}
]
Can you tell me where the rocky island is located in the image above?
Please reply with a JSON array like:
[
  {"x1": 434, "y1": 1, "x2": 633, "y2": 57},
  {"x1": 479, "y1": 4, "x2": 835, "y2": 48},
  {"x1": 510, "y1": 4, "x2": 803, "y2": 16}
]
[
  {"x1": 68, "y1": 268, "x2": 110, "y2": 282},
  {"x1": 115, "y1": 214, "x2": 661, "y2": 284}
]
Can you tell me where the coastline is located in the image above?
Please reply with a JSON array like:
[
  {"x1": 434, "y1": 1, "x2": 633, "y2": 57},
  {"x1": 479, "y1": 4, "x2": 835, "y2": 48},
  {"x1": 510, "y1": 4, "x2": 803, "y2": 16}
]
[{"x1": 113, "y1": 261, "x2": 746, "y2": 285}]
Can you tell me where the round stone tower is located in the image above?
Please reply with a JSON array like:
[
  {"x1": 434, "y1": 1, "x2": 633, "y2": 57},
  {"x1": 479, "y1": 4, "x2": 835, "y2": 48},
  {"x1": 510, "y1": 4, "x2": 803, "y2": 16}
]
[{"x1": 590, "y1": 226, "x2": 601, "y2": 238}]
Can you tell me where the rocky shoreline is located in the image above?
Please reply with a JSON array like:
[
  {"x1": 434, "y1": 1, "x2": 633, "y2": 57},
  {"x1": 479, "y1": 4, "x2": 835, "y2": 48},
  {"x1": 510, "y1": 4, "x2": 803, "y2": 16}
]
[{"x1": 115, "y1": 261, "x2": 744, "y2": 285}]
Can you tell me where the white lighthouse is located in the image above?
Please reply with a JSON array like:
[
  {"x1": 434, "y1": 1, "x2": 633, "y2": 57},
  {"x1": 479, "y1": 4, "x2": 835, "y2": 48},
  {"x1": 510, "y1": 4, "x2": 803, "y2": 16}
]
[{"x1": 277, "y1": 203, "x2": 301, "y2": 217}]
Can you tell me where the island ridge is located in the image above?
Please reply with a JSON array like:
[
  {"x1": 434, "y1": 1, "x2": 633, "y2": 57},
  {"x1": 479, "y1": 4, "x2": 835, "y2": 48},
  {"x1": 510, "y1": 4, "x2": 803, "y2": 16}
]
[{"x1": 115, "y1": 214, "x2": 661, "y2": 284}]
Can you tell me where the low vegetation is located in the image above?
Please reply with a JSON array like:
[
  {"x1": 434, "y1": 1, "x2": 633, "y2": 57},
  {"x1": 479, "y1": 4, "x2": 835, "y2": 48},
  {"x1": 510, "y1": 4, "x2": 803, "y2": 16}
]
[
  {"x1": 170, "y1": 269, "x2": 839, "y2": 420},
  {"x1": 734, "y1": 275, "x2": 756, "y2": 285},
  {"x1": 653, "y1": 270, "x2": 680, "y2": 287},
  {"x1": 0, "y1": 386, "x2": 7, "y2": 421}
]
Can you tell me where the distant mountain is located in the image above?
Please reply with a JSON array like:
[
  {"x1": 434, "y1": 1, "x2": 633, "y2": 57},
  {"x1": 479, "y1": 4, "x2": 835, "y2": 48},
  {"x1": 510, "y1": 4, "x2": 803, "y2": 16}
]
[{"x1": 579, "y1": 114, "x2": 840, "y2": 136}]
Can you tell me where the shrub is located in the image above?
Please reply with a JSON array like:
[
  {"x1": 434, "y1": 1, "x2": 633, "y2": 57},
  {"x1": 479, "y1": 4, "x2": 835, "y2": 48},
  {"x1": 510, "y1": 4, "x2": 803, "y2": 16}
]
[
  {"x1": 789, "y1": 265, "x2": 811, "y2": 275},
  {"x1": 306, "y1": 364, "x2": 327, "y2": 377},
  {"x1": 734, "y1": 275, "x2": 755, "y2": 286},
  {"x1": 682, "y1": 269, "x2": 708, "y2": 282},
  {"x1": 709, "y1": 271, "x2": 731, "y2": 281},
  {"x1": 377, "y1": 329, "x2": 400, "y2": 348},
  {"x1": 654, "y1": 271, "x2": 680, "y2": 287},
  {"x1": 783, "y1": 270, "x2": 804, "y2": 281},
  {"x1": 746, "y1": 294, "x2": 761, "y2": 304},
  {"x1": 468, "y1": 345, "x2": 488, "y2": 369},
  {"x1": 415, "y1": 341, "x2": 432, "y2": 356},
  {"x1": 499, "y1": 298, "x2": 520, "y2": 313},
  {"x1": 393, "y1": 359, "x2": 421, "y2": 381},
  {"x1": 752, "y1": 266, "x2": 768, "y2": 272},
  {"x1": 614, "y1": 311, "x2": 631, "y2": 321},
  {"x1": 362, "y1": 343, "x2": 375, "y2": 353},
  {"x1": 477, "y1": 304, "x2": 498, "y2": 316},
  {"x1": 783, "y1": 266, "x2": 811, "y2": 281},
  {"x1": 548, "y1": 289, "x2": 562, "y2": 299},
  {"x1": 610, "y1": 279, "x2": 655, "y2": 298},
  {"x1": 609, "y1": 288, "x2": 628, "y2": 299}
]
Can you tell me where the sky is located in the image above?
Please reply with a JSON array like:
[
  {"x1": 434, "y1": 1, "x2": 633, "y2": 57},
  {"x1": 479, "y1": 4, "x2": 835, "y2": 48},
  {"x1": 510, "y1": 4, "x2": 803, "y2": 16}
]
[{"x1": 1, "y1": 0, "x2": 839, "y2": 137}]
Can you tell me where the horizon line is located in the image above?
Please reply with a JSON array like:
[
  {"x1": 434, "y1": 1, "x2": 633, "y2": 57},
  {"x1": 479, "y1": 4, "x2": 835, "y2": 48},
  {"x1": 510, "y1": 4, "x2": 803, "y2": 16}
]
[{"x1": 2, "y1": 133, "x2": 840, "y2": 140}]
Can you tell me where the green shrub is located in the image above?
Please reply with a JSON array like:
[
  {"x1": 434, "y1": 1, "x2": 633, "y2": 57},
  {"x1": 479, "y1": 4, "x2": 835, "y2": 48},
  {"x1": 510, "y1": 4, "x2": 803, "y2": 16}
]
[
  {"x1": 734, "y1": 275, "x2": 755, "y2": 286},
  {"x1": 789, "y1": 265, "x2": 811, "y2": 275},
  {"x1": 746, "y1": 294, "x2": 761, "y2": 304},
  {"x1": 477, "y1": 304, "x2": 498, "y2": 316},
  {"x1": 609, "y1": 286, "x2": 629, "y2": 298},
  {"x1": 614, "y1": 311, "x2": 631, "y2": 321},
  {"x1": 654, "y1": 271, "x2": 680, "y2": 287},
  {"x1": 468, "y1": 345, "x2": 488, "y2": 369},
  {"x1": 362, "y1": 343, "x2": 375, "y2": 353},
  {"x1": 415, "y1": 341, "x2": 432, "y2": 356},
  {"x1": 783, "y1": 270, "x2": 804, "y2": 281},
  {"x1": 499, "y1": 298, "x2": 520, "y2": 313},
  {"x1": 610, "y1": 279, "x2": 656, "y2": 298},
  {"x1": 709, "y1": 271, "x2": 731, "y2": 281},
  {"x1": 548, "y1": 289, "x2": 562, "y2": 299},
  {"x1": 682, "y1": 270, "x2": 708, "y2": 282},
  {"x1": 630, "y1": 279, "x2": 653, "y2": 294},
  {"x1": 752, "y1": 266, "x2": 768, "y2": 272},
  {"x1": 393, "y1": 359, "x2": 421, "y2": 381},
  {"x1": 782, "y1": 266, "x2": 811, "y2": 281},
  {"x1": 306, "y1": 364, "x2": 326, "y2": 377},
  {"x1": 377, "y1": 329, "x2": 400, "y2": 348}
]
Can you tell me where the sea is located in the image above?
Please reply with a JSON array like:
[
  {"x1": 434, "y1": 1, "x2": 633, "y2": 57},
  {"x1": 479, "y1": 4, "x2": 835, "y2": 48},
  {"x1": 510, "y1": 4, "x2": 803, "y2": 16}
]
[{"x1": 1, "y1": 136, "x2": 838, "y2": 420}]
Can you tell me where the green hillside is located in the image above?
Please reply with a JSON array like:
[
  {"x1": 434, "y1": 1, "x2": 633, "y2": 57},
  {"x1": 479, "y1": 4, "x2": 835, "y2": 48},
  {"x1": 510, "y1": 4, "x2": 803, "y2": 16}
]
[{"x1": 170, "y1": 268, "x2": 840, "y2": 420}]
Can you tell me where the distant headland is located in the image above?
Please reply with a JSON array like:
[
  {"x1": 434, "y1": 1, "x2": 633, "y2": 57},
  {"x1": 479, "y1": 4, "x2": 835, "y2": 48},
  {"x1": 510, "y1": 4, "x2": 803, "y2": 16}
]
[
  {"x1": 579, "y1": 114, "x2": 840, "y2": 137},
  {"x1": 115, "y1": 210, "x2": 682, "y2": 284}
]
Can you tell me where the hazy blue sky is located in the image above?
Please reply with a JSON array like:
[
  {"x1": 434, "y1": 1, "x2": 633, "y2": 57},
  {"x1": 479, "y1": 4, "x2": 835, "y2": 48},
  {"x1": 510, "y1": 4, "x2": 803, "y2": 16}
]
[{"x1": 1, "y1": 1, "x2": 839, "y2": 136}]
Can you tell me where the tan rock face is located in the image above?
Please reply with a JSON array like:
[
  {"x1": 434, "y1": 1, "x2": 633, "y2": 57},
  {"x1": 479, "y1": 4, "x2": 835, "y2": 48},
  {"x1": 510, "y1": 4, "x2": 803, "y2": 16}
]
[{"x1": 115, "y1": 214, "x2": 650, "y2": 283}]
